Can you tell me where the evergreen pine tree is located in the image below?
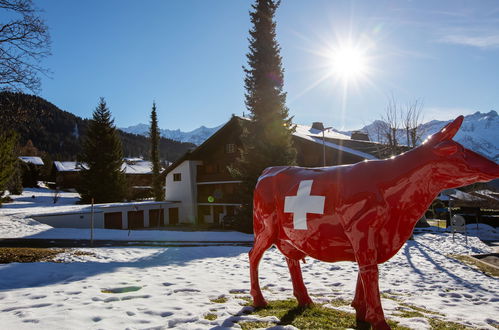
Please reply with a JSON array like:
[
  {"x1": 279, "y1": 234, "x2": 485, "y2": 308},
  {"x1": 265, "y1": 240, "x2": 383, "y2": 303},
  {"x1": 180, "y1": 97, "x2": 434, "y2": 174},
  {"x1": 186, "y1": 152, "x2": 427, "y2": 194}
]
[
  {"x1": 77, "y1": 98, "x2": 126, "y2": 203},
  {"x1": 0, "y1": 131, "x2": 20, "y2": 202},
  {"x1": 231, "y1": 0, "x2": 296, "y2": 232},
  {"x1": 149, "y1": 102, "x2": 164, "y2": 201}
]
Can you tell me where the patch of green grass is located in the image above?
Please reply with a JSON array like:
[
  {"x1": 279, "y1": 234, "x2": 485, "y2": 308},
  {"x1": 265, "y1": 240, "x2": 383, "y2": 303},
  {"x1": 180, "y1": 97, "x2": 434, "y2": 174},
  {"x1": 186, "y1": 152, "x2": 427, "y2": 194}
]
[
  {"x1": 235, "y1": 295, "x2": 252, "y2": 305},
  {"x1": 399, "y1": 303, "x2": 443, "y2": 316},
  {"x1": 0, "y1": 247, "x2": 93, "y2": 263},
  {"x1": 239, "y1": 321, "x2": 275, "y2": 329},
  {"x1": 394, "y1": 307, "x2": 425, "y2": 318},
  {"x1": 262, "y1": 285, "x2": 273, "y2": 292},
  {"x1": 239, "y1": 299, "x2": 409, "y2": 330},
  {"x1": 204, "y1": 313, "x2": 217, "y2": 321},
  {"x1": 210, "y1": 295, "x2": 228, "y2": 303},
  {"x1": 101, "y1": 286, "x2": 142, "y2": 294},
  {"x1": 329, "y1": 298, "x2": 350, "y2": 307},
  {"x1": 427, "y1": 317, "x2": 475, "y2": 330},
  {"x1": 381, "y1": 292, "x2": 403, "y2": 302},
  {"x1": 451, "y1": 255, "x2": 499, "y2": 277}
]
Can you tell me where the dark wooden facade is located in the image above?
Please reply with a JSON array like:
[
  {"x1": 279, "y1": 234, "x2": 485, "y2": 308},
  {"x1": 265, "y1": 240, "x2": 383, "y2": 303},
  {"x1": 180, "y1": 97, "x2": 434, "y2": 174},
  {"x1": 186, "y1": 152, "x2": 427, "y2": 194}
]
[{"x1": 165, "y1": 116, "x2": 386, "y2": 226}]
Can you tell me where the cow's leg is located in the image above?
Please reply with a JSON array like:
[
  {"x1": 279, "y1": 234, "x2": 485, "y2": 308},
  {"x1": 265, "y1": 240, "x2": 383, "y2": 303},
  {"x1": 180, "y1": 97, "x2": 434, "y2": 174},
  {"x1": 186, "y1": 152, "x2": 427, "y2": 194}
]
[
  {"x1": 357, "y1": 264, "x2": 390, "y2": 330},
  {"x1": 351, "y1": 272, "x2": 367, "y2": 322},
  {"x1": 249, "y1": 233, "x2": 273, "y2": 307},
  {"x1": 285, "y1": 257, "x2": 313, "y2": 306},
  {"x1": 348, "y1": 215, "x2": 390, "y2": 330}
]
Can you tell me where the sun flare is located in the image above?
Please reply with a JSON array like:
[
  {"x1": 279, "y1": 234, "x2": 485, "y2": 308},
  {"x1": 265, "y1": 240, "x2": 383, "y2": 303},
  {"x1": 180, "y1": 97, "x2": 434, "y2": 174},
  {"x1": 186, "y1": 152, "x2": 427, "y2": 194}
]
[{"x1": 328, "y1": 45, "x2": 369, "y2": 82}]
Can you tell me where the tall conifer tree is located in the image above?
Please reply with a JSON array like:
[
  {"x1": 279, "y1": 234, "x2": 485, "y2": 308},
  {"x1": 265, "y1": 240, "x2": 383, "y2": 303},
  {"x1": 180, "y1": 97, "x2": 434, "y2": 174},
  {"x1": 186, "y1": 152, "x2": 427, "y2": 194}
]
[
  {"x1": 231, "y1": 0, "x2": 296, "y2": 231},
  {"x1": 78, "y1": 98, "x2": 126, "y2": 203},
  {"x1": 149, "y1": 102, "x2": 164, "y2": 201},
  {"x1": 0, "y1": 131, "x2": 19, "y2": 202}
]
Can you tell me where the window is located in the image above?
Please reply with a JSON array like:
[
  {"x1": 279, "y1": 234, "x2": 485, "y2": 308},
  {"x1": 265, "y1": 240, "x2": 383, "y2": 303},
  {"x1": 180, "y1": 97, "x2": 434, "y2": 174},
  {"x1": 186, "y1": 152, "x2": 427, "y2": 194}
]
[
  {"x1": 173, "y1": 173, "x2": 181, "y2": 181},
  {"x1": 225, "y1": 143, "x2": 236, "y2": 154}
]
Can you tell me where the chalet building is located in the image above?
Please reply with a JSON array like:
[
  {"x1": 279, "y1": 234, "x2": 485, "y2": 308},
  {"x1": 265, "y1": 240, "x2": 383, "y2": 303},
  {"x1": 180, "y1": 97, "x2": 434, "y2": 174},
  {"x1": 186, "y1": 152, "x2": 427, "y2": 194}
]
[
  {"x1": 52, "y1": 158, "x2": 165, "y2": 196},
  {"x1": 426, "y1": 183, "x2": 499, "y2": 228},
  {"x1": 164, "y1": 116, "x2": 390, "y2": 225},
  {"x1": 53, "y1": 161, "x2": 86, "y2": 189}
]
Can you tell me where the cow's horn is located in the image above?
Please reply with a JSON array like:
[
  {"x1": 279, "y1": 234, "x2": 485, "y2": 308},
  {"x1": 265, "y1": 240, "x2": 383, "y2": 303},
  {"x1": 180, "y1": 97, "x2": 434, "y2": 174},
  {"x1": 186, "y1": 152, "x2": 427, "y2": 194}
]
[{"x1": 434, "y1": 115, "x2": 464, "y2": 141}]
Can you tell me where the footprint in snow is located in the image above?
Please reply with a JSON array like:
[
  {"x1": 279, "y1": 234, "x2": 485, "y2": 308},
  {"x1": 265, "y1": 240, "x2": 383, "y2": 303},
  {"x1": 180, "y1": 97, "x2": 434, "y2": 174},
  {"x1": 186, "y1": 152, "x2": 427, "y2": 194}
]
[
  {"x1": 22, "y1": 319, "x2": 40, "y2": 324},
  {"x1": 173, "y1": 288, "x2": 201, "y2": 293},
  {"x1": 101, "y1": 286, "x2": 142, "y2": 294},
  {"x1": 121, "y1": 295, "x2": 151, "y2": 301},
  {"x1": 143, "y1": 310, "x2": 173, "y2": 317},
  {"x1": 3, "y1": 303, "x2": 52, "y2": 312}
]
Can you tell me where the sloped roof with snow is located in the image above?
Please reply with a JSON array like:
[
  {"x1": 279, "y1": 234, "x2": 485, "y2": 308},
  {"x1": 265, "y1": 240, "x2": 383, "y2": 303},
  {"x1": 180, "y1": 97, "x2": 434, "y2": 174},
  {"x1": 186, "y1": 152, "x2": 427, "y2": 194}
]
[
  {"x1": 54, "y1": 159, "x2": 164, "y2": 175},
  {"x1": 54, "y1": 161, "x2": 87, "y2": 172},
  {"x1": 294, "y1": 124, "x2": 351, "y2": 140},
  {"x1": 122, "y1": 160, "x2": 154, "y2": 174},
  {"x1": 442, "y1": 189, "x2": 485, "y2": 202},
  {"x1": 292, "y1": 131, "x2": 378, "y2": 160},
  {"x1": 19, "y1": 156, "x2": 44, "y2": 166}
]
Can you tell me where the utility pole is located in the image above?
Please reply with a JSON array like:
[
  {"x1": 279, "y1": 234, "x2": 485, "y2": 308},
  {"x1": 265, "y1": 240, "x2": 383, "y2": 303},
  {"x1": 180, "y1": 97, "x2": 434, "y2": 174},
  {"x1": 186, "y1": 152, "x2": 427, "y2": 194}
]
[{"x1": 319, "y1": 125, "x2": 332, "y2": 166}]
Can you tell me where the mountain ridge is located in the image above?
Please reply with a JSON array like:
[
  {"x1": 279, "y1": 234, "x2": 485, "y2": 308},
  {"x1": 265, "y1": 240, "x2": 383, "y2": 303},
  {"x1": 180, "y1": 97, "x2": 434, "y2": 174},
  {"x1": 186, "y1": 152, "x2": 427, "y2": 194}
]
[
  {"x1": 0, "y1": 92, "x2": 195, "y2": 161},
  {"x1": 123, "y1": 111, "x2": 498, "y2": 161},
  {"x1": 341, "y1": 110, "x2": 498, "y2": 161},
  {"x1": 122, "y1": 123, "x2": 223, "y2": 145}
]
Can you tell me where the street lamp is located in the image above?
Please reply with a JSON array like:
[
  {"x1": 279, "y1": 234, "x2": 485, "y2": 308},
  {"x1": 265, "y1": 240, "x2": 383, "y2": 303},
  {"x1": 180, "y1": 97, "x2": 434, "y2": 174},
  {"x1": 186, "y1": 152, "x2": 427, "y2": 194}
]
[{"x1": 312, "y1": 122, "x2": 332, "y2": 167}]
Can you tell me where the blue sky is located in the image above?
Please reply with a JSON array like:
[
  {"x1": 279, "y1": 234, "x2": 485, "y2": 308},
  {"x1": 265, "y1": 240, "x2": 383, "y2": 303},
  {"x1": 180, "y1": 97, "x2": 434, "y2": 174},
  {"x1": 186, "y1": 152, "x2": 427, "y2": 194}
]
[{"x1": 34, "y1": 0, "x2": 499, "y2": 131}]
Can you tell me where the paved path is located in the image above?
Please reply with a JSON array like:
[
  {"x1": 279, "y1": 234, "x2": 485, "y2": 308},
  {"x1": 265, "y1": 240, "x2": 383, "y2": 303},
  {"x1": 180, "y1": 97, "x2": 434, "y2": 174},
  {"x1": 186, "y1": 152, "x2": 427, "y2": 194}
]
[{"x1": 0, "y1": 238, "x2": 253, "y2": 248}]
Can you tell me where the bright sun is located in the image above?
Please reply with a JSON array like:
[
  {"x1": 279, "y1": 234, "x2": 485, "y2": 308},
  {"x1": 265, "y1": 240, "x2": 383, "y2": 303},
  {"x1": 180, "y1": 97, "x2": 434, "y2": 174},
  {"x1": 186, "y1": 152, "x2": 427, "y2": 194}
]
[{"x1": 328, "y1": 46, "x2": 369, "y2": 82}]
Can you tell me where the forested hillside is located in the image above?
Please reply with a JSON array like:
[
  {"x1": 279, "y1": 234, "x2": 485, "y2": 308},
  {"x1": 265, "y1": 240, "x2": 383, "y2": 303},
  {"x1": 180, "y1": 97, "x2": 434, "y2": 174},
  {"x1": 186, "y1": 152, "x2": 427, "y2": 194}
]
[{"x1": 0, "y1": 92, "x2": 194, "y2": 161}]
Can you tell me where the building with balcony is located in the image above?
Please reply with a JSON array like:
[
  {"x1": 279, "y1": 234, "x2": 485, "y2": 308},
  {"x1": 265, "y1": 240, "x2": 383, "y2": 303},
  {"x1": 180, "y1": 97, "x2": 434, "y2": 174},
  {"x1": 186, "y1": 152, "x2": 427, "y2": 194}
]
[{"x1": 164, "y1": 116, "x2": 389, "y2": 226}]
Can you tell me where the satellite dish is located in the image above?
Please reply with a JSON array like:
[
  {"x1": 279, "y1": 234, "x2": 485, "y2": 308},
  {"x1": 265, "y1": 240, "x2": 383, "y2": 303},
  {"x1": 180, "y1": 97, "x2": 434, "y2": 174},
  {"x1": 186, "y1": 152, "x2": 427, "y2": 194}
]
[{"x1": 451, "y1": 214, "x2": 465, "y2": 228}]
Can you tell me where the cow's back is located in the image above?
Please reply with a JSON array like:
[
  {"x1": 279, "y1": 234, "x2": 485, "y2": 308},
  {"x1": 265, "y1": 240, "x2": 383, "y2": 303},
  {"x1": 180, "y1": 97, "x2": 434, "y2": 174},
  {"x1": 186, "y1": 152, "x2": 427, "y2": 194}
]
[{"x1": 255, "y1": 166, "x2": 355, "y2": 263}]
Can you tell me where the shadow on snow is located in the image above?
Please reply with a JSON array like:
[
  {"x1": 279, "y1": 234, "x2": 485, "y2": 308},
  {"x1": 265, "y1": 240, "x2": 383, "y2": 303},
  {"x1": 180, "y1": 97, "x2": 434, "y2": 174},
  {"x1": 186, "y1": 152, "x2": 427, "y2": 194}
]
[{"x1": 0, "y1": 245, "x2": 250, "y2": 290}]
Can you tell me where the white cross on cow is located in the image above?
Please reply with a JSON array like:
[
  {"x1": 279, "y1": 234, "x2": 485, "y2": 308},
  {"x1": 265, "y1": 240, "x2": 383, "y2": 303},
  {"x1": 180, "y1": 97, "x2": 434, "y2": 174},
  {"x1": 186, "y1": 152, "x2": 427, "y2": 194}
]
[{"x1": 284, "y1": 180, "x2": 325, "y2": 230}]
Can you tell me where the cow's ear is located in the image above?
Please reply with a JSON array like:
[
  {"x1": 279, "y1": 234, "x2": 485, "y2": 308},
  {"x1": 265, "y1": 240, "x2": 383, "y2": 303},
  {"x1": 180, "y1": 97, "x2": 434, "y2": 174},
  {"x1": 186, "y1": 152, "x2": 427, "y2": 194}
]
[
  {"x1": 433, "y1": 115, "x2": 464, "y2": 142},
  {"x1": 433, "y1": 141, "x2": 458, "y2": 156}
]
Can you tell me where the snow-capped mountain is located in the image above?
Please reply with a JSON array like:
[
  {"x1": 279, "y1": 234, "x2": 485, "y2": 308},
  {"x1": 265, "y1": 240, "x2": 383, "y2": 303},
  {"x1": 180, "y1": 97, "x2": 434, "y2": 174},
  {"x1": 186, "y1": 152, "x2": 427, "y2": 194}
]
[
  {"x1": 124, "y1": 111, "x2": 498, "y2": 161},
  {"x1": 345, "y1": 110, "x2": 499, "y2": 161},
  {"x1": 121, "y1": 124, "x2": 222, "y2": 146}
]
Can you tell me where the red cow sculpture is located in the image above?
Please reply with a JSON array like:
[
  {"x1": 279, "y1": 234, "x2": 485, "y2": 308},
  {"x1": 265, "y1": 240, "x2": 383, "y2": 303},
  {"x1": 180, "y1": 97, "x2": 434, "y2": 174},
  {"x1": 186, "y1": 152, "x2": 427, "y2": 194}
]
[{"x1": 250, "y1": 116, "x2": 499, "y2": 329}]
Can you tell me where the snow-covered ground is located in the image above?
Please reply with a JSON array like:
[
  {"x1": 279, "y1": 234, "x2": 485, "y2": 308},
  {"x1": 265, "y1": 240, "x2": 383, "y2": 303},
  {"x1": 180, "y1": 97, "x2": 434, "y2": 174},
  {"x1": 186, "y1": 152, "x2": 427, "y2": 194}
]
[
  {"x1": 0, "y1": 188, "x2": 498, "y2": 329},
  {"x1": 0, "y1": 187, "x2": 253, "y2": 242}
]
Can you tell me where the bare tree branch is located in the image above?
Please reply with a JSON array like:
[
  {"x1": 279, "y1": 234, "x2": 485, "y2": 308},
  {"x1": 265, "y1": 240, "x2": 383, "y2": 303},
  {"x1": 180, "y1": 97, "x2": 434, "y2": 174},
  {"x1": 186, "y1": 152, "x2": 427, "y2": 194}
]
[
  {"x1": 381, "y1": 95, "x2": 426, "y2": 154},
  {"x1": 0, "y1": 0, "x2": 50, "y2": 93}
]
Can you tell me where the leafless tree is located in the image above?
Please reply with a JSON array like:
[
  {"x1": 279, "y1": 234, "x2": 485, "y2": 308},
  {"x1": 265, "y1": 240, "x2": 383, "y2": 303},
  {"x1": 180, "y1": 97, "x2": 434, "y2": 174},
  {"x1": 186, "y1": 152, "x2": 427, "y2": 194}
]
[
  {"x1": 380, "y1": 94, "x2": 400, "y2": 154},
  {"x1": 403, "y1": 99, "x2": 425, "y2": 147},
  {"x1": 0, "y1": 0, "x2": 51, "y2": 93},
  {"x1": 379, "y1": 95, "x2": 425, "y2": 155}
]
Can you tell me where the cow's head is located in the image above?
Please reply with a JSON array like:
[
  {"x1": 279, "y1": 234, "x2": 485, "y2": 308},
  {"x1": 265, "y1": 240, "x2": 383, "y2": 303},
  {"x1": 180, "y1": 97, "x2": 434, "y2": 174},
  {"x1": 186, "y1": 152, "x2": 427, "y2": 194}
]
[{"x1": 426, "y1": 115, "x2": 499, "y2": 188}]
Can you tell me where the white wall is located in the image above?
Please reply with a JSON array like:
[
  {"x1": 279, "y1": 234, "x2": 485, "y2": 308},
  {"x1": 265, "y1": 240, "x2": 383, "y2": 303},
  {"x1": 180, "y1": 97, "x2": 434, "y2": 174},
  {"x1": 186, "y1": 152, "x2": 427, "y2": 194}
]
[
  {"x1": 31, "y1": 201, "x2": 180, "y2": 229},
  {"x1": 165, "y1": 160, "x2": 201, "y2": 224},
  {"x1": 32, "y1": 211, "x2": 105, "y2": 229}
]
